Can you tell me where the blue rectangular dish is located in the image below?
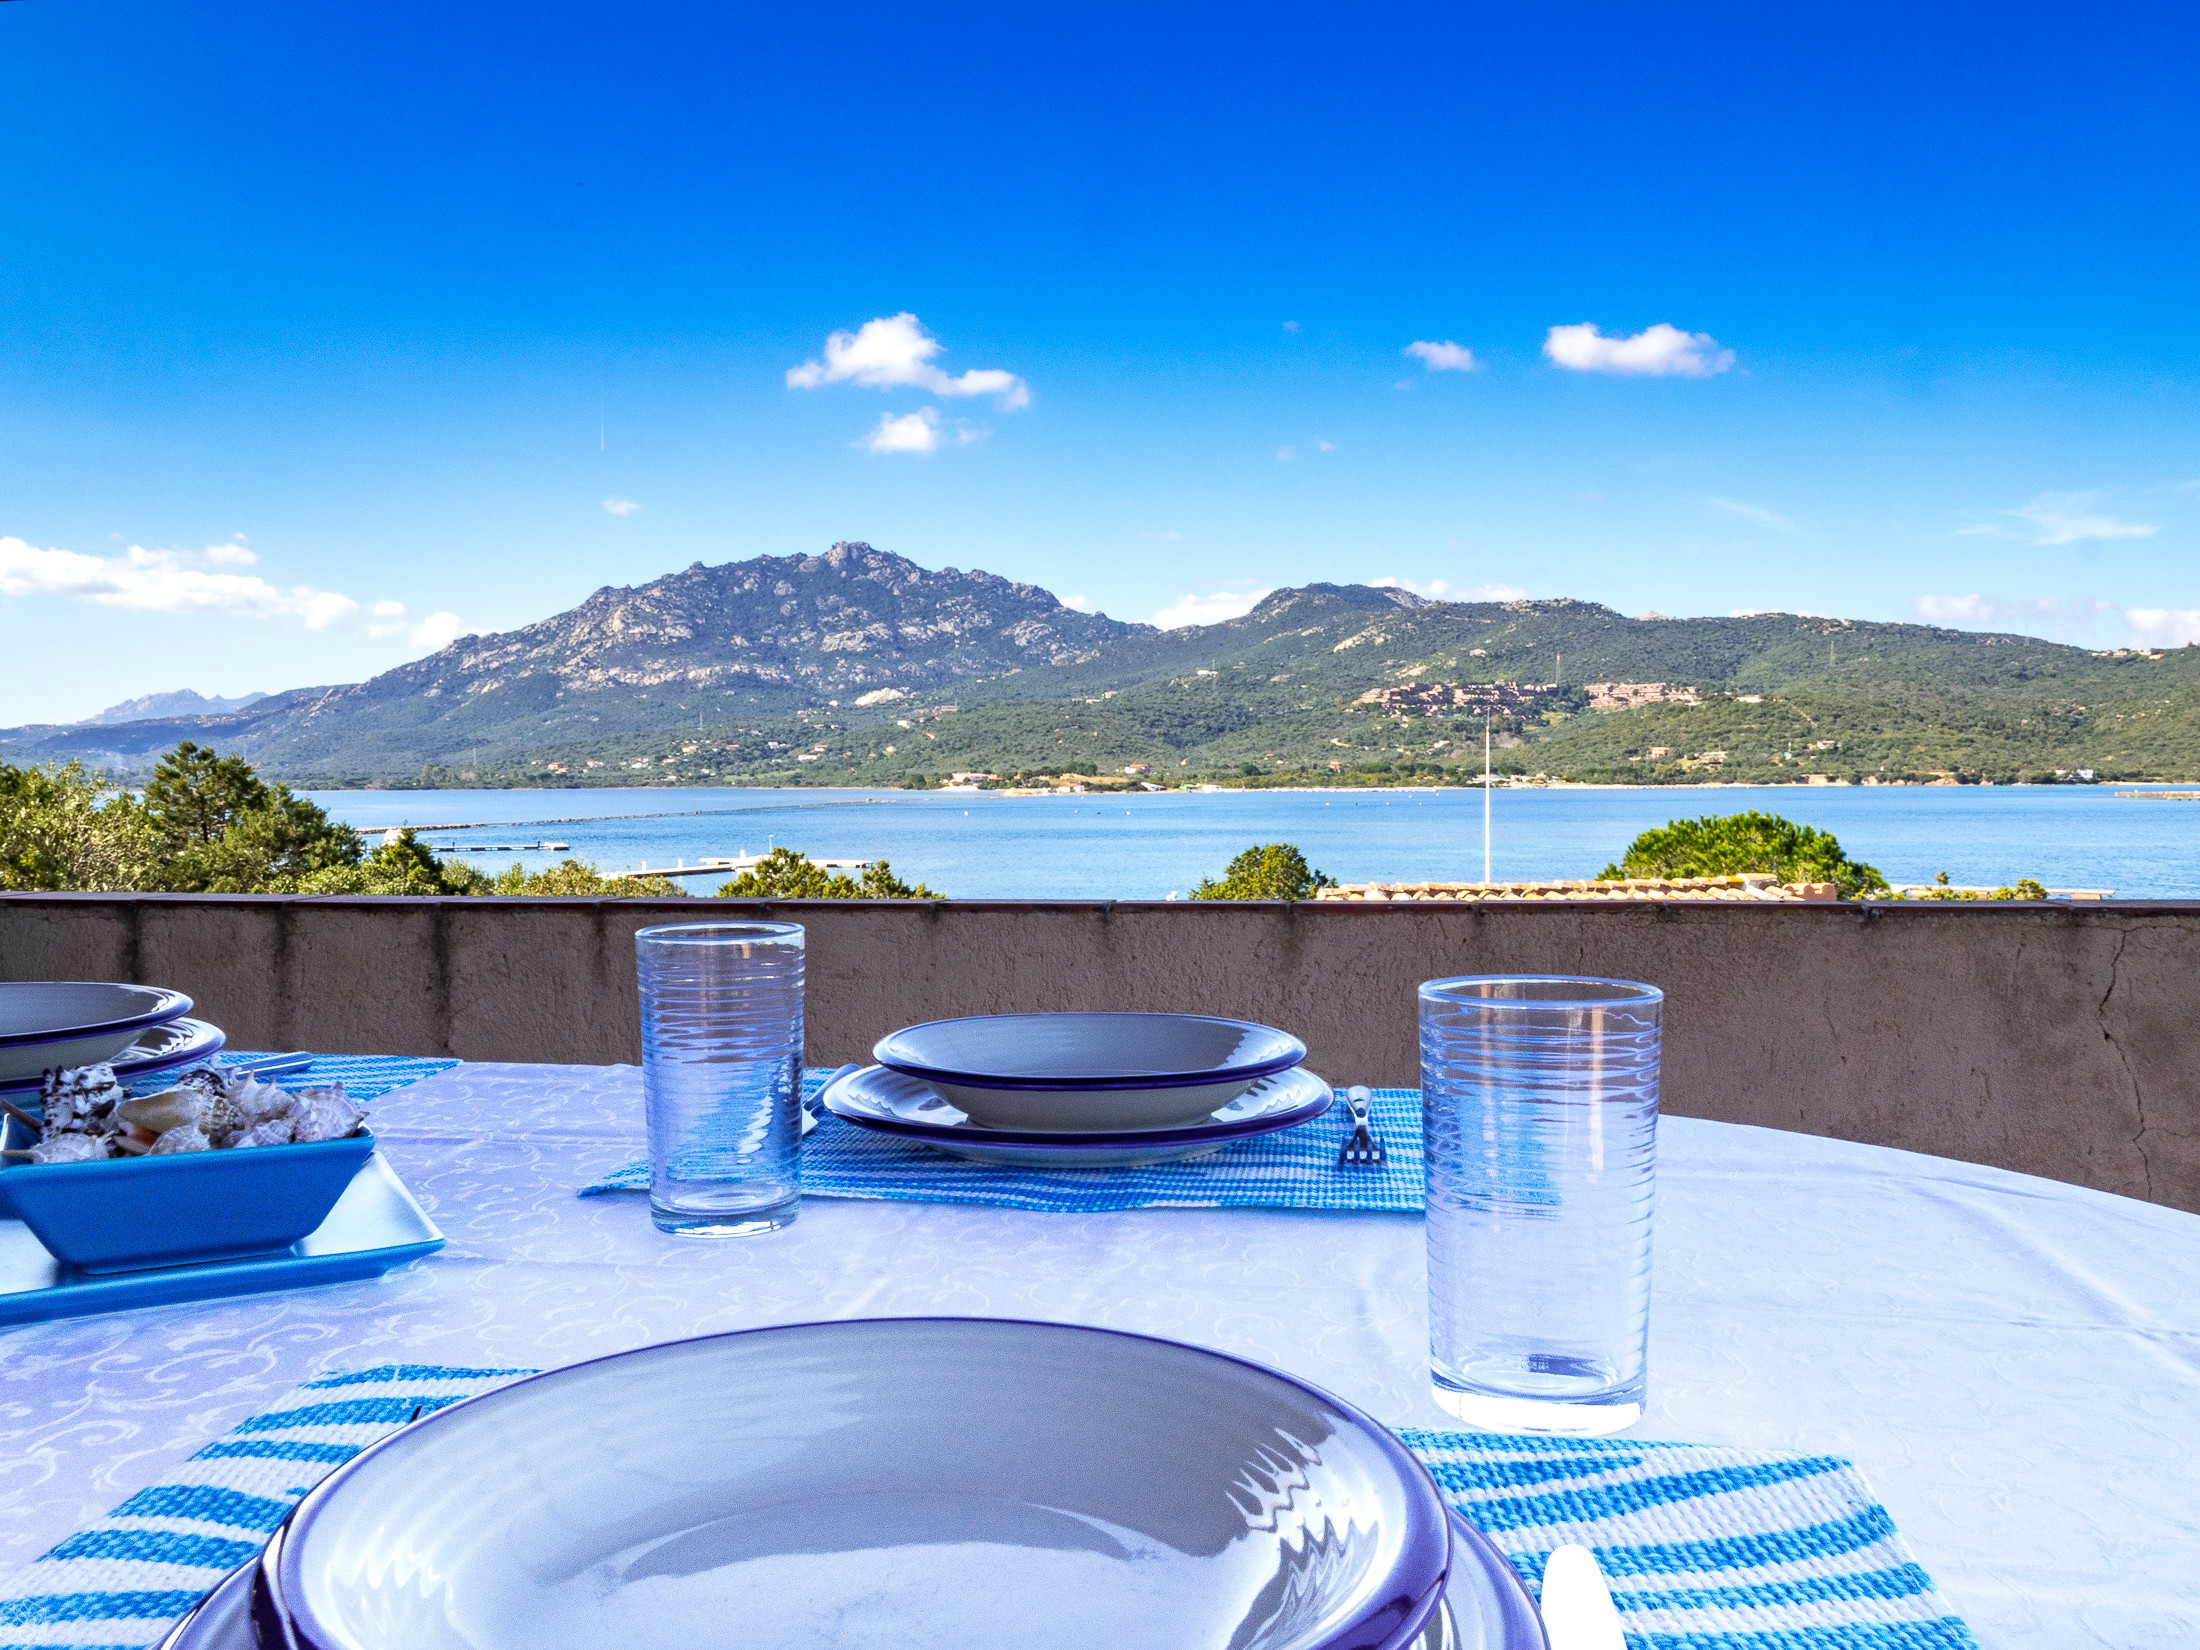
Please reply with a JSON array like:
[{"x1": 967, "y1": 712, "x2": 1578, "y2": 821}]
[
  {"x1": 0, "y1": 1149, "x2": 443, "y2": 1325},
  {"x1": 3, "y1": 1132, "x2": 378, "y2": 1273}
]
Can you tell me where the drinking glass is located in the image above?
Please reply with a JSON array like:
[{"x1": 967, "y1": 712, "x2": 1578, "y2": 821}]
[
  {"x1": 636, "y1": 921, "x2": 805, "y2": 1236},
  {"x1": 1420, "y1": 975, "x2": 1661, "y2": 1435}
]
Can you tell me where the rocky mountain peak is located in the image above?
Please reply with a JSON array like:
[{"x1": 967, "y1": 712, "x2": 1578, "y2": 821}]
[{"x1": 326, "y1": 543, "x2": 1149, "y2": 717}]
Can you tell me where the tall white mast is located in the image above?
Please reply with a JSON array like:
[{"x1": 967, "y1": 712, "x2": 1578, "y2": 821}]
[{"x1": 1483, "y1": 719, "x2": 1492, "y2": 884}]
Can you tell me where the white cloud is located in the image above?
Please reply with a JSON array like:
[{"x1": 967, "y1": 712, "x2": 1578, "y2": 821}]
[
  {"x1": 602, "y1": 496, "x2": 642, "y2": 516},
  {"x1": 2126, "y1": 608, "x2": 2200, "y2": 646},
  {"x1": 1373, "y1": 576, "x2": 1527, "y2": 602},
  {"x1": 0, "y1": 534, "x2": 461, "y2": 652},
  {"x1": 1911, "y1": 592, "x2": 2118, "y2": 640},
  {"x1": 1282, "y1": 320, "x2": 1302, "y2": 334},
  {"x1": 1315, "y1": 437, "x2": 1335, "y2": 452},
  {"x1": 787, "y1": 313, "x2": 1029, "y2": 408},
  {"x1": 1544, "y1": 322, "x2": 1735, "y2": 377},
  {"x1": 1059, "y1": 593, "x2": 1093, "y2": 610},
  {"x1": 1708, "y1": 497, "x2": 1801, "y2": 535},
  {"x1": 1276, "y1": 446, "x2": 1297, "y2": 463},
  {"x1": 1405, "y1": 340, "x2": 1478, "y2": 372},
  {"x1": 2002, "y1": 492, "x2": 2157, "y2": 545},
  {"x1": 861, "y1": 408, "x2": 944, "y2": 455},
  {"x1": 410, "y1": 611, "x2": 466, "y2": 650},
  {"x1": 1151, "y1": 589, "x2": 1272, "y2": 630}
]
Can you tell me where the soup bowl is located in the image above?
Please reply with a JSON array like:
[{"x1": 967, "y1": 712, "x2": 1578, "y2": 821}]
[
  {"x1": 873, "y1": 1012, "x2": 1307, "y2": 1131},
  {"x1": 258, "y1": 1318, "x2": 1451, "y2": 1650}
]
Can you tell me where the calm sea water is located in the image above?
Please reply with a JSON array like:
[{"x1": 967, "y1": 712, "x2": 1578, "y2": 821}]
[{"x1": 302, "y1": 785, "x2": 2200, "y2": 899}]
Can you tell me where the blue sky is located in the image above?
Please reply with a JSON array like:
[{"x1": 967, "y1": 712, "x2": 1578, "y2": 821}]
[{"x1": 4, "y1": 1, "x2": 2197, "y2": 724}]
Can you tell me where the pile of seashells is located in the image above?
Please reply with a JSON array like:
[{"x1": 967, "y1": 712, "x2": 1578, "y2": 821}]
[{"x1": 11, "y1": 1063, "x2": 368, "y2": 1166}]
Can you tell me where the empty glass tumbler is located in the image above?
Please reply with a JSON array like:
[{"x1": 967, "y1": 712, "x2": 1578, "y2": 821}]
[
  {"x1": 636, "y1": 921, "x2": 805, "y2": 1237},
  {"x1": 1421, "y1": 975, "x2": 1661, "y2": 1435}
]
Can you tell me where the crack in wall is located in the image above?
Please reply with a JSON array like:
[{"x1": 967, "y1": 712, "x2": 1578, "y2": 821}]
[{"x1": 2096, "y1": 924, "x2": 2152, "y2": 1202}]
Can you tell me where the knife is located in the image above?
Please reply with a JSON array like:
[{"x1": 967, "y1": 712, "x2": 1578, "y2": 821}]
[
  {"x1": 802, "y1": 1063, "x2": 864, "y2": 1135},
  {"x1": 1540, "y1": 1544, "x2": 1625, "y2": 1650}
]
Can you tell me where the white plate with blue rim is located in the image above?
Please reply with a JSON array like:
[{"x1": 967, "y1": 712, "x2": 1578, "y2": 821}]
[
  {"x1": 872, "y1": 1012, "x2": 1308, "y2": 1132},
  {"x1": 252, "y1": 1319, "x2": 1491, "y2": 1650},
  {"x1": 0, "y1": 983, "x2": 194, "y2": 1085},
  {"x1": 160, "y1": 1511, "x2": 1544, "y2": 1648},
  {"x1": 820, "y1": 1062, "x2": 1332, "y2": 1167},
  {"x1": 0, "y1": 1016, "x2": 228, "y2": 1099}
]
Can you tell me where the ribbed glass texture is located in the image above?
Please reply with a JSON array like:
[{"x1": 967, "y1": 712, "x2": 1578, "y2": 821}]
[
  {"x1": 636, "y1": 922, "x2": 805, "y2": 1236},
  {"x1": 1420, "y1": 975, "x2": 1661, "y2": 1436}
]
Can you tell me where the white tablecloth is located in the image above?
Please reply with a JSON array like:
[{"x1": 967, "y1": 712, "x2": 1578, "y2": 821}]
[{"x1": 0, "y1": 1063, "x2": 2193, "y2": 1649}]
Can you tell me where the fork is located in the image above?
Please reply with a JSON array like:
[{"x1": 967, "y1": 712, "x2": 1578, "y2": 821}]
[{"x1": 1335, "y1": 1084, "x2": 1387, "y2": 1168}]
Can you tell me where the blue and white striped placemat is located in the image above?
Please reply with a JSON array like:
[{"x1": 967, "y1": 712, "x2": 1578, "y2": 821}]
[
  {"x1": 126, "y1": 1052, "x2": 461, "y2": 1104},
  {"x1": 1405, "y1": 1430, "x2": 1977, "y2": 1647},
  {"x1": 0, "y1": 1365, "x2": 1975, "y2": 1648},
  {"x1": 577, "y1": 1067, "x2": 1425, "y2": 1213}
]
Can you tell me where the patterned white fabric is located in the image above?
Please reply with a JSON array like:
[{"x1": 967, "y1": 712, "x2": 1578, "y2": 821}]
[
  {"x1": 0, "y1": 1366, "x2": 1976, "y2": 1650},
  {"x1": 0, "y1": 1062, "x2": 2190, "y2": 1649}
]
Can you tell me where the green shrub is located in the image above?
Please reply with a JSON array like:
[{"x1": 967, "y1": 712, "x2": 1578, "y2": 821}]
[
  {"x1": 1191, "y1": 843, "x2": 1337, "y2": 900},
  {"x1": 1598, "y1": 810, "x2": 1889, "y2": 899},
  {"x1": 714, "y1": 846, "x2": 936, "y2": 899},
  {"x1": 491, "y1": 858, "x2": 688, "y2": 897},
  {"x1": 0, "y1": 760, "x2": 162, "y2": 891}
]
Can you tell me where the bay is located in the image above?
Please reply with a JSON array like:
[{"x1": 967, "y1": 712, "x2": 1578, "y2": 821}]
[{"x1": 302, "y1": 785, "x2": 2200, "y2": 899}]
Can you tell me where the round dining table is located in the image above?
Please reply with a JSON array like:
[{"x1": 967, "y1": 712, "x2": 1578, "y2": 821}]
[{"x1": 0, "y1": 1061, "x2": 2192, "y2": 1649}]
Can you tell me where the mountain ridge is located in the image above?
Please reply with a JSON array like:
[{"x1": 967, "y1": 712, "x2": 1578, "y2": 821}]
[{"x1": 3, "y1": 542, "x2": 2194, "y2": 785}]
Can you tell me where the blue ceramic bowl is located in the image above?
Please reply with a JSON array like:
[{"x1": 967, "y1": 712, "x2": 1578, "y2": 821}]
[
  {"x1": 875, "y1": 1012, "x2": 1308, "y2": 1131},
  {"x1": 2, "y1": 1132, "x2": 374, "y2": 1274},
  {"x1": 263, "y1": 1318, "x2": 1454, "y2": 1650}
]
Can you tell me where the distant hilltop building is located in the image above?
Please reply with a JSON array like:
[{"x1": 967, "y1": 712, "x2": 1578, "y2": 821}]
[
  {"x1": 1581, "y1": 682, "x2": 1700, "y2": 710},
  {"x1": 1355, "y1": 680, "x2": 1701, "y2": 717},
  {"x1": 1353, "y1": 681, "x2": 1554, "y2": 715}
]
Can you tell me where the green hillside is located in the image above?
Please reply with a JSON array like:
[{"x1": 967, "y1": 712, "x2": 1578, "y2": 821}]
[{"x1": 5, "y1": 547, "x2": 2196, "y2": 787}]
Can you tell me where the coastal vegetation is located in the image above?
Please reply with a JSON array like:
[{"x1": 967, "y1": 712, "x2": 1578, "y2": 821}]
[
  {"x1": 1597, "y1": 812, "x2": 2047, "y2": 899},
  {"x1": 487, "y1": 858, "x2": 685, "y2": 897},
  {"x1": 0, "y1": 748, "x2": 682, "y2": 896},
  {"x1": 1191, "y1": 844, "x2": 1336, "y2": 901},
  {"x1": 1599, "y1": 812, "x2": 1890, "y2": 899},
  {"x1": 714, "y1": 846, "x2": 935, "y2": 899}
]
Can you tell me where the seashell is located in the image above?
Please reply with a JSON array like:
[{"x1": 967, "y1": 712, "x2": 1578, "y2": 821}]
[
  {"x1": 148, "y1": 1124, "x2": 211, "y2": 1155},
  {"x1": 232, "y1": 1118, "x2": 297, "y2": 1149},
  {"x1": 228, "y1": 1078, "x2": 296, "y2": 1129},
  {"x1": 118, "y1": 1088, "x2": 203, "y2": 1134},
  {"x1": 38, "y1": 1064, "x2": 126, "y2": 1134},
  {"x1": 174, "y1": 1067, "x2": 227, "y2": 1101},
  {"x1": 286, "y1": 1086, "x2": 364, "y2": 1143},
  {"x1": 28, "y1": 1133, "x2": 112, "y2": 1165}
]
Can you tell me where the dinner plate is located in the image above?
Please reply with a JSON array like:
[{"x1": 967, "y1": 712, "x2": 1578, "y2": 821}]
[
  {"x1": 821, "y1": 1062, "x2": 1332, "y2": 1166},
  {"x1": 163, "y1": 1516, "x2": 1544, "y2": 1649},
  {"x1": 259, "y1": 1319, "x2": 1454, "y2": 1650},
  {"x1": 874, "y1": 1012, "x2": 1307, "y2": 1131},
  {"x1": 0, "y1": 983, "x2": 194, "y2": 1084},
  {"x1": 0, "y1": 1016, "x2": 228, "y2": 1098}
]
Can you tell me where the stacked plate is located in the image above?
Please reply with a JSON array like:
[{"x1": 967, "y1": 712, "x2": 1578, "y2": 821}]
[
  {"x1": 823, "y1": 1011, "x2": 1330, "y2": 1166},
  {"x1": 168, "y1": 1319, "x2": 1543, "y2": 1650},
  {"x1": 0, "y1": 982, "x2": 225, "y2": 1100}
]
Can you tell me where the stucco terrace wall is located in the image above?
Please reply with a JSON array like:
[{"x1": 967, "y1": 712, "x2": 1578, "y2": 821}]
[{"x1": 1, "y1": 894, "x2": 2192, "y2": 1213}]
